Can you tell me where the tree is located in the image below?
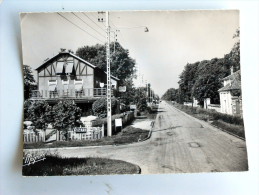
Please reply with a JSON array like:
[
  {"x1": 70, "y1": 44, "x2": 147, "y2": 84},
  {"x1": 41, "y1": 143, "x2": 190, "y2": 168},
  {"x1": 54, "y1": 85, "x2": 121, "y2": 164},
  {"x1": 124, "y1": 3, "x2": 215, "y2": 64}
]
[
  {"x1": 227, "y1": 28, "x2": 240, "y2": 71},
  {"x1": 24, "y1": 100, "x2": 53, "y2": 133},
  {"x1": 133, "y1": 87, "x2": 148, "y2": 112},
  {"x1": 191, "y1": 58, "x2": 230, "y2": 105},
  {"x1": 178, "y1": 62, "x2": 199, "y2": 102},
  {"x1": 23, "y1": 65, "x2": 37, "y2": 100},
  {"x1": 76, "y1": 43, "x2": 137, "y2": 107},
  {"x1": 52, "y1": 100, "x2": 82, "y2": 140},
  {"x1": 92, "y1": 97, "x2": 117, "y2": 118},
  {"x1": 76, "y1": 42, "x2": 136, "y2": 82},
  {"x1": 176, "y1": 28, "x2": 240, "y2": 106},
  {"x1": 161, "y1": 88, "x2": 178, "y2": 101}
]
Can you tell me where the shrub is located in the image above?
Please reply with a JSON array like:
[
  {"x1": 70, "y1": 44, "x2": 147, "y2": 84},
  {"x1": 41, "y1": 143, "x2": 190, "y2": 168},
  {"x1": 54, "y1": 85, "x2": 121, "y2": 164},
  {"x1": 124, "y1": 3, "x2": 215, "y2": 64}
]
[
  {"x1": 24, "y1": 100, "x2": 53, "y2": 130},
  {"x1": 175, "y1": 103, "x2": 243, "y2": 126},
  {"x1": 92, "y1": 97, "x2": 117, "y2": 117},
  {"x1": 52, "y1": 100, "x2": 82, "y2": 140},
  {"x1": 212, "y1": 120, "x2": 245, "y2": 138}
]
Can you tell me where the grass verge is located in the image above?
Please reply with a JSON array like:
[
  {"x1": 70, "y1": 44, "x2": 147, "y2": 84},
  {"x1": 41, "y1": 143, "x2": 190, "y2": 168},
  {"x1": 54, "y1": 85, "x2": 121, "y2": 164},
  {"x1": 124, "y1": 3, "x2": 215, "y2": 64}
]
[
  {"x1": 24, "y1": 126, "x2": 149, "y2": 149},
  {"x1": 168, "y1": 101, "x2": 245, "y2": 139},
  {"x1": 23, "y1": 155, "x2": 140, "y2": 176},
  {"x1": 211, "y1": 120, "x2": 245, "y2": 138}
]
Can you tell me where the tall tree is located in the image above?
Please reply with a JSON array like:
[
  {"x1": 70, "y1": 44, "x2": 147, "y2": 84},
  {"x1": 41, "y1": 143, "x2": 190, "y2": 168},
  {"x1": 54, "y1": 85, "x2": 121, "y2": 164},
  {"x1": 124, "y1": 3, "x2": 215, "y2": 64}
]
[
  {"x1": 192, "y1": 58, "x2": 230, "y2": 105},
  {"x1": 227, "y1": 28, "x2": 240, "y2": 71},
  {"x1": 178, "y1": 62, "x2": 199, "y2": 102},
  {"x1": 76, "y1": 43, "x2": 136, "y2": 107},
  {"x1": 161, "y1": 88, "x2": 178, "y2": 101},
  {"x1": 76, "y1": 42, "x2": 136, "y2": 82},
  {"x1": 52, "y1": 100, "x2": 82, "y2": 140},
  {"x1": 177, "y1": 28, "x2": 240, "y2": 106},
  {"x1": 133, "y1": 87, "x2": 148, "y2": 112},
  {"x1": 23, "y1": 65, "x2": 37, "y2": 100}
]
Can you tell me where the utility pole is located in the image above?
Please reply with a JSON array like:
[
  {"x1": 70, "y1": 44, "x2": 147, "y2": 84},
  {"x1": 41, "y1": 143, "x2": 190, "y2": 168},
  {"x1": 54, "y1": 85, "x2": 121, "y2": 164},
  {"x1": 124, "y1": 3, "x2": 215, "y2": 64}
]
[{"x1": 106, "y1": 11, "x2": 112, "y2": 137}]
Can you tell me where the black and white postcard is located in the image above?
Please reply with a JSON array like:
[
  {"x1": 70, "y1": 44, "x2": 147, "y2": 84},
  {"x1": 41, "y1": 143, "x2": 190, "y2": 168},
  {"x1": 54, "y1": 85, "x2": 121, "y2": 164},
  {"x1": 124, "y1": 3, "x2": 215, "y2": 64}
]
[{"x1": 21, "y1": 10, "x2": 248, "y2": 176}]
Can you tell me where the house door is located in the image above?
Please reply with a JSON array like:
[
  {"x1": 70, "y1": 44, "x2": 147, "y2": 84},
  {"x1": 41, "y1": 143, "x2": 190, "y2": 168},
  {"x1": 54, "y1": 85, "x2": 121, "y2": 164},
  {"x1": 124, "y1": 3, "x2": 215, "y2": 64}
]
[{"x1": 235, "y1": 100, "x2": 240, "y2": 115}]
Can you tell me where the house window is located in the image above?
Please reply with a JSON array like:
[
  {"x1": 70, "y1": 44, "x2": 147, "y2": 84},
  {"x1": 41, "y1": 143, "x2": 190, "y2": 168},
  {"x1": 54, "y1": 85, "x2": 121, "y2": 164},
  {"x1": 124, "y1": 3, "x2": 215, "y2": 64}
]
[
  {"x1": 62, "y1": 79, "x2": 69, "y2": 91},
  {"x1": 56, "y1": 60, "x2": 75, "y2": 75},
  {"x1": 62, "y1": 79, "x2": 69, "y2": 85},
  {"x1": 65, "y1": 62, "x2": 74, "y2": 74},
  {"x1": 56, "y1": 62, "x2": 64, "y2": 74},
  {"x1": 74, "y1": 79, "x2": 83, "y2": 91},
  {"x1": 48, "y1": 80, "x2": 57, "y2": 91}
]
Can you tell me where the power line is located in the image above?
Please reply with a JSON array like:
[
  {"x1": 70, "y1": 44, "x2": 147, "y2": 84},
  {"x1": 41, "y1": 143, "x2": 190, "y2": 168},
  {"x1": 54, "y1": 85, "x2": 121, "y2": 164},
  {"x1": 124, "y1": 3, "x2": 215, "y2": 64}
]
[
  {"x1": 57, "y1": 12, "x2": 105, "y2": 43},
  {"x1": 71, "y1": 12, "x2": 106, "y2": 39},
  {"x1": 82, "y1": 12, "x2": 106, "y2": 34},
  {"x1": 90, "y1": 12, "x2": 106, "y2": 28}
]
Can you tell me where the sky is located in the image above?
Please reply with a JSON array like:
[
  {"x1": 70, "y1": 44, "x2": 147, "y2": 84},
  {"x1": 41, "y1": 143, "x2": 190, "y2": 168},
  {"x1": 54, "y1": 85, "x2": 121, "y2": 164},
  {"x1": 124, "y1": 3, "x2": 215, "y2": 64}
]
[{"x1": 21, "y1": 10, "x2": 239, "y2": 96}]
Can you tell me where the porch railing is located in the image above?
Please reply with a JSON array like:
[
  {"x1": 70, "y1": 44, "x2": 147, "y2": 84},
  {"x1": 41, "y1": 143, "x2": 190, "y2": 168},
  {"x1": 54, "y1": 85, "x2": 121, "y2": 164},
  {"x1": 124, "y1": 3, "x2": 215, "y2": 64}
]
[{"x1": 30, "y1": 88, "x2": 114, "y2": 99}]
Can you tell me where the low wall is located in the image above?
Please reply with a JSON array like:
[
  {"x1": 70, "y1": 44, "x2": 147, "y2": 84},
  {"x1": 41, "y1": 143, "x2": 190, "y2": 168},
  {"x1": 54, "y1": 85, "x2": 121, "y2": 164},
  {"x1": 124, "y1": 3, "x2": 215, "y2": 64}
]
[
  {"x1": 207, "y1": 104, "x2": 221, "y2": 112},
  {"x1": 183, "y1": 102, "x2": 200, "y2": 107}
]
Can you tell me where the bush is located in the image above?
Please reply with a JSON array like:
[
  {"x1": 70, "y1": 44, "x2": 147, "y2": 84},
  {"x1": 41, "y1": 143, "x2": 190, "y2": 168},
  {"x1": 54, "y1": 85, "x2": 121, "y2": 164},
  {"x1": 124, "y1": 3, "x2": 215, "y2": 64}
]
[
  {"x1": 175, "y1": 103, "x2": 243, "y2": 126},
  {"x1": 212, "y1": 120, "x2": 245, "y2": 138},
  {"x1": 92, "y1": 97, "x2": 117, "y2": 117}
]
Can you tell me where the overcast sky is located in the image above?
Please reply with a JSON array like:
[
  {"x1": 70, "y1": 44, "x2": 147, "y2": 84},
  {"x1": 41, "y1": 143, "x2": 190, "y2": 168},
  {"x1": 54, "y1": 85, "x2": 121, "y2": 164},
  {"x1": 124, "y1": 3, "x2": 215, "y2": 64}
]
[{"x1": 21, "y1": 10, "x2": 239, "y2": 96}]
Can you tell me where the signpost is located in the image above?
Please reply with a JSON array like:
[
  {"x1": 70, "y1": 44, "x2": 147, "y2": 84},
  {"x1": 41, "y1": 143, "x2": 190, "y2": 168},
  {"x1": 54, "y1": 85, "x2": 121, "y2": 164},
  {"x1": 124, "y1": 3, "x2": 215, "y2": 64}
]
[
  {"x1": 119, "y1": 86, "x2": 126, "y2": 92},
  {"x1": 115, "y1": 118, "x2": 122, "y2": 132}
]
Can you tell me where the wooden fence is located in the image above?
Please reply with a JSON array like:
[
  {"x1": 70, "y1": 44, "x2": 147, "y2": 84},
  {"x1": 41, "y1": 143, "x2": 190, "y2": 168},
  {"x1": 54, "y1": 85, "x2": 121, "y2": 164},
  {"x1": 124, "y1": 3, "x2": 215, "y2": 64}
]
[{"x1": 23, "y1": 131, "x2": 45, "y2": 143}]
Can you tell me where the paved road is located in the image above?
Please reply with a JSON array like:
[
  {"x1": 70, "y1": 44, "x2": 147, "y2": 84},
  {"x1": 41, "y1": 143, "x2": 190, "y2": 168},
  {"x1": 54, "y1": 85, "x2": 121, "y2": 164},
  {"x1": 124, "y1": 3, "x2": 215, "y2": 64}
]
[{"x1": 45, "y1": 101, "x2": 248, "y2": 174}]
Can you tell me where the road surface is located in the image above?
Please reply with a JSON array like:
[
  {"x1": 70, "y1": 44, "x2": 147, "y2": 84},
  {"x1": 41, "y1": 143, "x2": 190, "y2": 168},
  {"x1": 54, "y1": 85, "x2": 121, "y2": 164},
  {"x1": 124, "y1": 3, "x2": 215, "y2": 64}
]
[{"x1": 39, "y1": 101, "x2": 248, "y2": 174}]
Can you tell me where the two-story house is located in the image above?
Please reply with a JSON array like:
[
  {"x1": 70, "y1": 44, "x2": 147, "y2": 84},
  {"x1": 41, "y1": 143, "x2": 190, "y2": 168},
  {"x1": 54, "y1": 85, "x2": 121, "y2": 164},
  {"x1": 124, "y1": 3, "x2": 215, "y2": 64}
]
[{"x1": 30, "y1": 51, "x2": 119, "y2": 115}]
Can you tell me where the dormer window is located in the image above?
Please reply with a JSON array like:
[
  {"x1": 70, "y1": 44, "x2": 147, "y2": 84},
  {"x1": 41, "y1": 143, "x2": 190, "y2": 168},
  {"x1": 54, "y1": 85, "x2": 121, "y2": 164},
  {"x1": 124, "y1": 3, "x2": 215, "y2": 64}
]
[
  {"x1": 65, "y1": 61, "x2": 74, "y2": 74},
  {"x1": 56, "y1": 60, "x2": 74, "y2": 75}
]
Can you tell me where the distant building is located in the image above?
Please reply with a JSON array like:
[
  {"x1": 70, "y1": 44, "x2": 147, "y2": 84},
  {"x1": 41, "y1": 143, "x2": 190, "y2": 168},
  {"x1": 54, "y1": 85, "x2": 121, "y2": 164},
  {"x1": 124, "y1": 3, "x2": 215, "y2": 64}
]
[
  {"x1": 218, "y1": 69, "x2": 242, "y2": 116},
  {"x1": 30, "y1": 51, "x2": 119, "y2": 115}
]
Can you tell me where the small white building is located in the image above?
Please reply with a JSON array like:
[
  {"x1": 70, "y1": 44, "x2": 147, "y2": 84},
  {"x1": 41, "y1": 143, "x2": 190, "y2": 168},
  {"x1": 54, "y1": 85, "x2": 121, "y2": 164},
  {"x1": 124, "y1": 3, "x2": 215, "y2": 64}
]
[{"x1": 218, "y1": 70, "x2": 242, "y2": 116}]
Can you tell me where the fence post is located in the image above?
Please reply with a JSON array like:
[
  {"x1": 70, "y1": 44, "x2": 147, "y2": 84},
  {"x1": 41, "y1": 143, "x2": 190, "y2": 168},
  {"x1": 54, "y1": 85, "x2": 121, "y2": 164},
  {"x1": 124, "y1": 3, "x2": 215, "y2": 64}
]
[
  {"x1": 43, "y1": 131, "x2": 45, "y2": 142},
  {"x1": 56, "y1": 130, "x2": 59, "y2": 141},
  {"x1": 101, "y1": 124, "x2": 104, "y2": 138}
]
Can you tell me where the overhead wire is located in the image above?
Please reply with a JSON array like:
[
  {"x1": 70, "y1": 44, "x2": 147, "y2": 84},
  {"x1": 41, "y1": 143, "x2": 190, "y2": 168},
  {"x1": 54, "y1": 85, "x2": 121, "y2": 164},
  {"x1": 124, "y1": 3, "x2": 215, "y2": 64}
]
[
  {"x1": 71, "y1": 12, "x2": 106, "y2": 39},
  {"x1": 82, "y1": 12, "x2": 106, "y2": 34},
  {"x1": 57, "y1": 12, "x2": 105, "y2": 43},
  {"x1": 90, "y1": 12, "x2": 106, "y2": 28}
]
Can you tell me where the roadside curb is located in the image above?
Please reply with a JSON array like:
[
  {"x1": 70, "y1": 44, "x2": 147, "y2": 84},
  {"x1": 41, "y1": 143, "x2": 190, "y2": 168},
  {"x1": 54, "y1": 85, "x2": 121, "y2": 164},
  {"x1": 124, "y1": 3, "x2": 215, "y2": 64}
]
[
  {"x1": 172, "y1": 105, "x2": 245, "y2": 141},
  {"x1": 24, "y1": 121, "x2": 155, "y2": 152},
  {"x1": 138, "y1": 120, "x2": 154, "y2": 142}
]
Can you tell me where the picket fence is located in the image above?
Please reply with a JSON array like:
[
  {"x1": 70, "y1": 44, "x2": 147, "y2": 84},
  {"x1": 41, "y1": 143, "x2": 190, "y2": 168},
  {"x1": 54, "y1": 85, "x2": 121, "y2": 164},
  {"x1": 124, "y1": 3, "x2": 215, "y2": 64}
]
[
  {"x1": 67, "y1": 125, "x2": 104, "y2": 141},
  {"x1": 23, "y1": 131, "x2": 45, "y2": 143}
]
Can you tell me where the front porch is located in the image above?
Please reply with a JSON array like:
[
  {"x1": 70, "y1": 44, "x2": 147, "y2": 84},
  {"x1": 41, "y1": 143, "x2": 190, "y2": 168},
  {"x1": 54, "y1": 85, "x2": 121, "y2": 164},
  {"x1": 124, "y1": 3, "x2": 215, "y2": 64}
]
[{"x1": 29, "y1": 88, "x2": 115, "y2": 103}]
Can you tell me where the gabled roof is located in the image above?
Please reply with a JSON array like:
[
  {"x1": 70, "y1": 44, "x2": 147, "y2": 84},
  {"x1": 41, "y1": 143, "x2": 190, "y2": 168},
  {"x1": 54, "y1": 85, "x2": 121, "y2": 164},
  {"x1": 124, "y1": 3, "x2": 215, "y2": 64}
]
[
  {"x1": 218, "y1": 80, "x2": 241, "y2": 92},
  {"x1": 35, "y1": 51, "x2": 96, "y2": 71},
  {"x1": 218, "y1": 70, "x2": 241, "y2": 92},
  {"x1": 221, "y1": 70, "x2": 241, "y2": 81},
  {"x1": 35, "y1": 51, "x2": 120, "y2": 81}
]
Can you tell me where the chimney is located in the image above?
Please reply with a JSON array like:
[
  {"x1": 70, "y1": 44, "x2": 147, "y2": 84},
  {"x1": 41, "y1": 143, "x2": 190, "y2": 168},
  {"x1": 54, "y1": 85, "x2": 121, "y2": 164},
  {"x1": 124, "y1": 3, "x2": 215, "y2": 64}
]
[{"x1": 230, "y1": 66, "x2": 234, "y2": 75}]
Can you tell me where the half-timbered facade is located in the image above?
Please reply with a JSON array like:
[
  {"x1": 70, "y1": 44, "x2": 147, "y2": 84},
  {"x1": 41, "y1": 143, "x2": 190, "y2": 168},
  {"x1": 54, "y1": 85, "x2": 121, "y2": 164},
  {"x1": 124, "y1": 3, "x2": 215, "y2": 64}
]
[{"x1": 31, "y1": 51, "x2": 119, "y2": 106}]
